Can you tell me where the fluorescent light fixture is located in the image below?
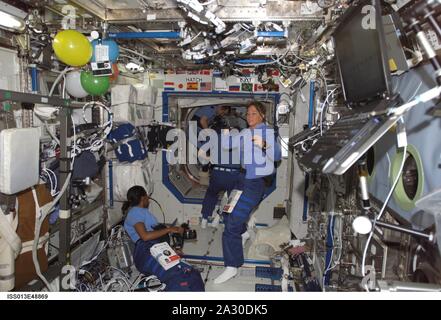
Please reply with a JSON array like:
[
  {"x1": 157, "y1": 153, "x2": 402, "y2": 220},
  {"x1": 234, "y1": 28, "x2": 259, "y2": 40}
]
[
  {"x1": 0, "y1": 1, "x2": 26, "y2": 32},
  {"x1": 0, "y1": 11, "x2": 25, "y2": 31}
]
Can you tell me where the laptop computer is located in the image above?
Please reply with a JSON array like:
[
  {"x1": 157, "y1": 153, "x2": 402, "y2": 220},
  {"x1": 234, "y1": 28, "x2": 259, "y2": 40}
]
[{"x1": 298, "y1": 0, "x2": 403, "y2": 175}]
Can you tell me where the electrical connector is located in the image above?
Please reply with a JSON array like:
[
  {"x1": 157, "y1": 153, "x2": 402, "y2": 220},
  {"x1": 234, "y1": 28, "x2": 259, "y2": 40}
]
[{"x1": 396, "y1": 117, "x2": 408, "y2": 148}]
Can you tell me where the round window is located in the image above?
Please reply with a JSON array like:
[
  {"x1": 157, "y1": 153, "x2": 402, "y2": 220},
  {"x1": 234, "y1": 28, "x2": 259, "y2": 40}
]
[
  {"x1": 391, "y1": 145, "x2": 424, "y2": 211},
  {"x1": 402, "y1": 153, "x2": 419, "y2": 200}
]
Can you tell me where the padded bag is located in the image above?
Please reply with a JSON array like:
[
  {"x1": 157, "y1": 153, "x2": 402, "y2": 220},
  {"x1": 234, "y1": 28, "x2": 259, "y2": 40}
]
[
  {"x1": 72, "y1": 151, "x2": 99, "y2": 180},
  {"x1": 113, "y1": 160, "x2": 151, "y2": 201},
  {"x1": 0, "y1": 128, "x2": 40, "y2": 195},
  {"x1": 108, "y1": 123, "x2": 147, "y2": 163}
]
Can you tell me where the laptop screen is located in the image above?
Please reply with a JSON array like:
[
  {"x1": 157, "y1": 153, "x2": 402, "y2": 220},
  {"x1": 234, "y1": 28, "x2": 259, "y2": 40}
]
[{"x1": 334, "y1": 0, "x2": 391, "y2": 105}]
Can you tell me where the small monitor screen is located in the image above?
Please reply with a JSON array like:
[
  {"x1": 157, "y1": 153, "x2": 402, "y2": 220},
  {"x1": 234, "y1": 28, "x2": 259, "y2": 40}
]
[{"x1": 334, "y1": 0, "x2": 389, "y2": 104}]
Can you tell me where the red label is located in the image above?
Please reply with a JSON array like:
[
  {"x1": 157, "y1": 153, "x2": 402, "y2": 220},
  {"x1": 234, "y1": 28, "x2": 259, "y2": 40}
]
[
  {"x1": 170, "y1": 255, "x2": 180, "y2": 262},
  {"x1": 254, "y1": 84, "x2": 265, "y2": 92}
]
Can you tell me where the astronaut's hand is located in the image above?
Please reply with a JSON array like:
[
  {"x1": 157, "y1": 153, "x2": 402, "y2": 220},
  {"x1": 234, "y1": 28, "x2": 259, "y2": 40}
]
[
  {"x1": 175, "y1": 248, "x2": 184, "y2": 257},
  {"x1": 168, "y1": 226, "x2": 184, "y2": 234},
  {"x1": 252, "y1": 135, "x2": 266, "y2": 149},
  {"x1": 198, "y1": 148, "x2": 210, "y2": 161}
]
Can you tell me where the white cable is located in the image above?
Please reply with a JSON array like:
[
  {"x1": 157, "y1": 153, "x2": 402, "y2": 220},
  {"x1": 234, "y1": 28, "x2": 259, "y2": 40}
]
[
  {"x1": 41, "y1": 170, "x2": 52, "y2": 191},
  {"x1": 189, "y1": 31, "x2": 202, "y2": 44},
  {"x1": 32, "y1": 116, "x2": 77, "y2": 292},
  {"x1": 322, "y1": 212, "x2": 335, "y2": 292},
  {"x1": 42, "y1": 169, "x2": 57, "y2": 197},
  {"x1": 46, "y1": 169, "x2": 58, "y2": 194},
  {"x1": 386, "y1": 152, "x2": 391, "y2": 178},
  {"x1": 407, "y1": 81, "x2": 423, "y2": 102},
  {"x1": 108, "y1": 265, "x2": 131, "y2": 279},
  {"x1": 34, "y1": 113, "x2": 60, "y2": 145},
  {"x1": 412, "y1": 245, "x2": 425, "y2": 272},
  {"x1": 326, "y1": 216, "x2": 343, "y2": 273},
  {"x1": 36, "y1": 66, "x2": 74, "y2": 147},
  {"x1": 49, "y1": 67, "x2": 75, "y2": 97},
  {"x1": 82, "y1": 101, "x2": 114, "y2": 136},
  {"x1": 104, "y1": 277, "x2": 131, "y2": 292},
  {"x1": 361, "y1": 143, "x2": 408, "y2": 276},
  {"x1": 62, "y1": 74, "x2": 67, "y2": 99},
  {"x1": 319, "y1": 88, "x2": 339, "y2": 136}
]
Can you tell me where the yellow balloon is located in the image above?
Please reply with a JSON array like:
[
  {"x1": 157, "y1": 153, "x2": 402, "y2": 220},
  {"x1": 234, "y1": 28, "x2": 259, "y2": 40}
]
[{"x1": 53, "y1": 30, "x2": 93, "y2": 67}]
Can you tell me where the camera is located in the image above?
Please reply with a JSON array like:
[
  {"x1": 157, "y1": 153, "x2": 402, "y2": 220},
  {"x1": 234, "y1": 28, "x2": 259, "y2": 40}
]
[
  {"x1": 172, "y1": 223, "x2": 197, "y2": 250},
  {"x1": 153, "y1": 222, "x2": 197, "y2": 250},
  {"x1": 181, "y1": 223, "x2": 197, "y2": 240}
]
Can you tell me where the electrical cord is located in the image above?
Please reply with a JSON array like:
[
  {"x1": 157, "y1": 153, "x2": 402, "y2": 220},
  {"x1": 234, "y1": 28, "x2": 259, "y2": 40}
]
[
  {"x1": 49, "y1": 67, "x2": 75, "y2": 97},
  {"x1": 82, "y1": 101, "x2": 114, "y2": 137},
  {"x1": 326, "y1": 215, "x2": 343, "y2": 273},
  {"x1": 361, "y1": 120, "x2": 407, "y2": 278},
  {"x1": 149, "y1": 197, "x2": 166, "y2": 224},
  {"x1": 322, "y1": 212, "x2": 335, "y2": 292},
  {"x1": 319, "y1": 87, "x2": 339, "y2": 136}
]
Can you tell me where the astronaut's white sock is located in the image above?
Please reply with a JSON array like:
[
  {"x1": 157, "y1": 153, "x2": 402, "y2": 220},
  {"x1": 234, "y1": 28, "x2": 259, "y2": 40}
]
[
  {"x1": 201, "y1": 218, "x2": 208, "y2": 229},
  {"x1": 242, "y1": 231, "x2": 250, "y2": 247},
  {"x1": 214, "y1": 267, "x2": 238, "y2": 284}
]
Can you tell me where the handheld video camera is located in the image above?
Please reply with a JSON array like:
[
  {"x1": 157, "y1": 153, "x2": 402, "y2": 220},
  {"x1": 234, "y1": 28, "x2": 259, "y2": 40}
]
[
  {"x1": 171, "y1": 223, "x2": 197, "y2": 250},
  {"x1": 152, "y1": 221, "x2": 197, "y2": 250}
]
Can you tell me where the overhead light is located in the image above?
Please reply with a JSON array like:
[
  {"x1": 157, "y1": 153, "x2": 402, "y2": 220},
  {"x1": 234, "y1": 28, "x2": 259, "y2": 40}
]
[{"x1": 0, "y1": 1, "x2": 26, "y2": 32}]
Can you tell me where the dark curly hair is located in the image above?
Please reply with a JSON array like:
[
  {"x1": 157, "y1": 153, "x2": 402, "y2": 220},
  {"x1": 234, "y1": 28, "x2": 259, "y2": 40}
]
[{"x1": 121, "y1": 186, "x2": 147, "y2": 215}]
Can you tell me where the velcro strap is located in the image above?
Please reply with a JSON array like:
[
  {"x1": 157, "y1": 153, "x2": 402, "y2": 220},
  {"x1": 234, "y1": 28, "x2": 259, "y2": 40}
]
[
  {"x1": 20, "y1": 232, "x2": 50, "y2": 255},
  {"x1": 0, "y1": 208, "x2": 21, "y2": 257}
]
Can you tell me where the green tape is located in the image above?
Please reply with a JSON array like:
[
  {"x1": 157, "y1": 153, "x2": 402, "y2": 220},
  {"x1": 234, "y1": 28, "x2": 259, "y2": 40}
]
[{"x1": 391, "y1": 144, "x2": 424, "y2": 211}]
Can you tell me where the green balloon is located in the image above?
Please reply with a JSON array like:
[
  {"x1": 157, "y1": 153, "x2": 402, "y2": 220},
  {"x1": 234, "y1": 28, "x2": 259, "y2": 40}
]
[{"x1": 80, "y1": 71, "x2": 110, "y2": 96}]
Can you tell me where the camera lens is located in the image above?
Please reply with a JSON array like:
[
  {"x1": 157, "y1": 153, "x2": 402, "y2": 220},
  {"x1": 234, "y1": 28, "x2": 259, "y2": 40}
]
[{"x1": 183, "y1": 229, "x2": 197, "y2": 240}]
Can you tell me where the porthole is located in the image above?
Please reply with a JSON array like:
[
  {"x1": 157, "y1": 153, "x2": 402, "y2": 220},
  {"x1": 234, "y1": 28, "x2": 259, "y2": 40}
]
[
  {"x1": 402, "y1": 153, "x2": 418, "y2": 200},
  {"x1": 391, "y1": 145, "x2": 424, "y2": 211}
]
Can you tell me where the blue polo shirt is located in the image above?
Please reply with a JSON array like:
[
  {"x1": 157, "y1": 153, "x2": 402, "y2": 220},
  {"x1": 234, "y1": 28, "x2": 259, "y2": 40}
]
[
  {"x1": 194, "y1": 106, "x2": 216, "y2": 122},
  {"x1": 222, "y1": 123, "x2": 282, "y2": 179},
  {"x1": 198, "y1": 128, "x2": 241, "y2": 169},
  {"x1": 124, "y1": 207, "x2": 159, "y2": 243}
]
